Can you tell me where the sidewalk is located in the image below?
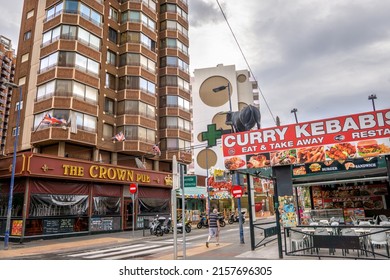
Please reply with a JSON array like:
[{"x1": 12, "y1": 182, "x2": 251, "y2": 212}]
[{"x1": 0, "y1": 226, "x2": 290, "y2": 260}]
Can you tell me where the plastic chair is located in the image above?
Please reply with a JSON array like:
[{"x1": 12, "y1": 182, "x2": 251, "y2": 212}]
[
  {"x1": 379, "y1": 215, "x2": 389, "y2": 222},
  {"x1": 358, "y1": 221, "x2": 371, "y2": 226},
  {"x1": 290, "y1": 229, "x2": 307, "y2": 253},
  {"x1": 369, "y1": 228, "x2": 390, "y2": 258}
]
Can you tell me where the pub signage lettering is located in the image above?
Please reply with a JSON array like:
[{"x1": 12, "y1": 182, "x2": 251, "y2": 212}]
[{"x1": 62, "y1": 164, "x2": 151, "y2": 183}]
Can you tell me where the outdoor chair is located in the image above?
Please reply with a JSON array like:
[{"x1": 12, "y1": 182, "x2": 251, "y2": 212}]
[
  {"x1": 290, "y1": 229, "x2": 308, "y2": 254},
  {"x1": 369, "y1": 228, "x2": 390, "y2": 258},
  {"x1": 379, "y1": 215, "x2": 389, "y2": 222}
]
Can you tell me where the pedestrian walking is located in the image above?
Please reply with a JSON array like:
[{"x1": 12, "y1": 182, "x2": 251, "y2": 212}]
[{"x1": 206, "y1": 208, "x2": 220, "y2": 247}]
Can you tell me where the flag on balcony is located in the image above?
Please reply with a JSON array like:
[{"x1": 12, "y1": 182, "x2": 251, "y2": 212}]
[
  {"x1": 152, "y1": 143, "x2": 161, "y2": 156},
  {"x1": 112, "y1": 131, "x2": 126, "y2": 142},
  {"x1": 42, "y1": 113, "x2": 67, "y2": 125}
]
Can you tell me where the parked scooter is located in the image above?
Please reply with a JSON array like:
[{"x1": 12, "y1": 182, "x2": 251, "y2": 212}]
[
  {"x1": 177, "y1": 219, "x2": 192, "y2": 233},
  {"x1": 149, "y1": 215, "x2": 164, "y2": 236},
  {"x1": 197, "y1": 213, "x2": 226, "y2": 228},
  {"x1": 162, "y1": 216, "x2": 192, "y2": 234},
  {"x1": 197, "y1": 214, "x2": 208, "y2": 229},
  {"x1": 228, "y1": 211, "x2": 246, "y2": 224}
]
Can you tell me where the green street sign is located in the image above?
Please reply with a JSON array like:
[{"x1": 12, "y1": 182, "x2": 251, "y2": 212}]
[{"x1": 184, "y1": 175, "x2": 197, "y2": 188}]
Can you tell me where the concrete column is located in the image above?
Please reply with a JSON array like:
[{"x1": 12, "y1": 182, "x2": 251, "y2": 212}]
[
  {"x1": 58, "y1": 141, "x2": 65, "y2": 157},
  {"x1": 93, "y1": 148, "x2": 99, "y2": 162},
  {"x1": 153, "y1": 160, "x2": 159, "y2": 171},
  {"x1": 111, "y1": 152, "x2": 118, "y2": 165}
]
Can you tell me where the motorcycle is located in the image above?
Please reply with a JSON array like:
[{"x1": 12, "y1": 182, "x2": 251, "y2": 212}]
[
  {"x1": 177, "y1": 219, "x2": 192, "y2": 233},
  {"x1": 162, "y1": 217, "x2": 192, "y2": 234},
  {"x1": 228, "y1": 212, "x2": 246, "y2": 224},
  {"x1": 197, "y1": 214, "x2": 208, "y2": 229},
  {"x1": 197, "y1": 213, "x2": 225, "y2": 228},
  {"x1": 149, "y1": 215, "x2": 164, "y2": 236}
]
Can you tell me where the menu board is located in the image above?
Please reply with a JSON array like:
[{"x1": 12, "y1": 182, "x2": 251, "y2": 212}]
[
  {"x1": 312, "y1": 184, "x2": 386, "y2": 210},
  {"x1": 90, "y1": 217, "x2": 120, "y2": 232},
  {"x1": 43, "y1": 219, "x2": 74, "y2": 234},
  {"x1": 292, "y1": 157, "x2": 378, "y2": 177}
]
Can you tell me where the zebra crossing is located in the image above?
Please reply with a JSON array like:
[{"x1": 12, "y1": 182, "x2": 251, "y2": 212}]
[{"x1": 59, "y1": 235, "x2": 207, "y2": 260}]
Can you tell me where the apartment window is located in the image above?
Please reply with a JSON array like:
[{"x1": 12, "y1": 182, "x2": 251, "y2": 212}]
[
  {"x1": 160, "y1": 20, "x2": 188, "y2": 37},
  {"x1": 107, "y1": 50, "x2": 116, "y2": 66},
  {"x1": 12, "y1": 127, "x2": 20, "y2": 137},
  {"x1": 39, "y1": 52, "x2": 58, "y2": 72},
  {"x1": 108, "y1": 27, "x2": 117, "y2": 44},
  {"x1": 105, "y1": 73, "x2": 116, "y2": 90},
  {"x1": 109, "y1": 7, "x2": 118, "y2": 22},
  {"x1": 160, "y1": 76, "x2": 189, "y2": 91},
  {"x1": 16, "y1": 101, "x2": 23, "y2": 111},
  {"x1": 119, "y1": 126, "x2": 155, "y2": 142},
  {"x1": 118, "y1": 76, "x2": 155, "y2": 94},
  {"x1": 160, "y1": 117, "x2": 191, "y2": 132},
  {"x1": 119, "y1": 53, "x2": 155, "y2": 73},
  {"x1": 45, "y1": 2, "x2": 63, "y2": 21},
  {"x1": 160, "y1": 38, "x2": 188, "y2": 54},
  {"x1": 103, "y1": 123, "x2": 114, "y2": 139},
  {"x1": 79, "y1": 3, "x2": 102, "y2": 26},
  {"x1": 120, "y1": 31, "x2": 156, "y2": 50},
  {"x1": 160, "y1": 3, "x2": 188, "y2": 21},
  {"x1": 21, "y1": 53, "x2": 29, "y2": 63},
  {"x1": 160, "y1": 95, "x2": 190, "y2": 111},
  {"x1": 42, "y1": 25, "x2": 100, "y2": 50},
  {"x1": 26, "y1": 10, "x2": 34, "y2": 19},
  {"x1": 142, "y1": 0, "x2": 156, "y2": 11},
  {"x1": 160, "y1": 138, "x2": 191, "y2": 151},
  {"x1": 121, "y1": 10, "x2": 155, "y2": 30},
  {"x1": 36, "y1": 79, "x2": 98, "y2": 103},
  {"x1": 117, "y1": 100, "x2": 155, "y2": 118},
  {"x1": 24, "y1": 31, "x2": 32, "y2": 41},
  {"x1": 104, "y1": 97, "x2": 115, "y2": 115},
  {"x1": 160, "y1": 56, "x2": 188, "y2": 73}
]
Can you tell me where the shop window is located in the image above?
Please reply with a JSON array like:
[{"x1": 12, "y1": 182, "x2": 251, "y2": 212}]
[
  {"x1": 29, "y1": 194, "x2": 89, "y2": 217},
  {"x1": 93, "y1": 197, "x2": 120, "y2": 215}
]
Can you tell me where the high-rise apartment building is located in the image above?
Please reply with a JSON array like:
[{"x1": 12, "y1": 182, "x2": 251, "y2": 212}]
[
  {"x1": 0, "y1": 36, "x2": 16, "y2": 156},
  {"x1": 0, "y1": 0, "x2": 191, "y2": 239},
  {"x1": 7, "y1": 0, "x2": 191, "y2": 170}
]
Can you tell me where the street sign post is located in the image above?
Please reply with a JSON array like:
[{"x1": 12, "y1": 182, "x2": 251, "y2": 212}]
[{"x1": 129, "y1": 183, "x2": 137, "y2": 238}]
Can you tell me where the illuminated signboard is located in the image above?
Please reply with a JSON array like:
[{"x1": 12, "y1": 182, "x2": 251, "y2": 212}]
[{"x1": 222, "y1": 109, "x2": 390, "y2": 170}]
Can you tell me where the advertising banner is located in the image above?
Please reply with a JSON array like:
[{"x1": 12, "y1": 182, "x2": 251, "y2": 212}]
[{"x1": 222, "y1": 109, "x2": 390, "y2": 170}]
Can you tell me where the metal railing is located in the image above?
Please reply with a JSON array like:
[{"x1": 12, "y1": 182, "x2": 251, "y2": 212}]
[{"x1": 284, "y1": 225, "x2": 390, "y2": 259}]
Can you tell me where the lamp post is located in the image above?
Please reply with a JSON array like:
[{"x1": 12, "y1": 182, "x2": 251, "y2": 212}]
[
  {"x1": 3, "y1": 82, "x2": 22, "y2": 250},
  {"x1": 212, "y1": 83, "x2": 244, "y2": 244},
  {"x1": 368, "y1": 94, "x2": 377, "y2": 111},
  {"x1": 291, "y1": 108, "x2": 298, "y2": 124}
]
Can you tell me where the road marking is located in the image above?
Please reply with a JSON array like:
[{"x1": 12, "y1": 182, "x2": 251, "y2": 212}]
[{"x1": 66, "y1": 244, "x2": 159, "y2": 258}]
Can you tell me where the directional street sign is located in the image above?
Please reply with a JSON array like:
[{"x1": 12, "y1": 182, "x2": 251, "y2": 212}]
[{"x1": 184, "y1": 175, "x2": 197, "y2": 188}]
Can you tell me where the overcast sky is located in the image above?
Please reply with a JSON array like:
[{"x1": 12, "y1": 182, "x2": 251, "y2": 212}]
[{"x1": 1, "y1": 0, "x2": 389, "y2": 128}]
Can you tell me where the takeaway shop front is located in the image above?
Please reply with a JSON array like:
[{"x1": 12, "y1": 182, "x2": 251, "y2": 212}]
[
  {"x1": 0, "y1": 153, "x2": 172, "y2": 241},
  {"x1": 222, "y1": 108, "x2": 390, "y2": 227}
]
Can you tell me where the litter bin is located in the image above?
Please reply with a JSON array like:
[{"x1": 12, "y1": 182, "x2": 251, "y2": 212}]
[{"x1": 143, "y1": 218, "x2": 149, "y2": 229}]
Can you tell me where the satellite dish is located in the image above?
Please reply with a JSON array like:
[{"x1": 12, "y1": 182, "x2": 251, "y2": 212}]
[{"x1": 135, "y1": 158, "x2": 146, "y2": 169}]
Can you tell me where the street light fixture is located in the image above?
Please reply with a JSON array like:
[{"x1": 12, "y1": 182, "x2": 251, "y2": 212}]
[
  {"x1": 213, "y1": 83, "x2": 233, "y2": 126},
  {"x1": 368, "y1": 94, "x2": 377, "y2": 111},
  {"x1": 291, "y1": 108, "x2": 298, "y2": 124},
  {"x1": 3, "y1": 81, "x2": 22, "y2": 250}
]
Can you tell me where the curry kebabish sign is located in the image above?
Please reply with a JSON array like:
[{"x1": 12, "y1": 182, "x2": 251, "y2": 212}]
[{"x1": 222, "y1": 108, "x2": 390, "y2": 170}]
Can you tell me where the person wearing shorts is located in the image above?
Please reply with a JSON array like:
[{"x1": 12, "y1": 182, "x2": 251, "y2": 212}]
[{"x1": 206, "y1": 208, "x2": 220, "y2": 247}]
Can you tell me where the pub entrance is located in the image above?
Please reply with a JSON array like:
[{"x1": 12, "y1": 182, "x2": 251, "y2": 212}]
[{"x1": 123, "y1": 198, "x2": 134, "y2": 230}]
